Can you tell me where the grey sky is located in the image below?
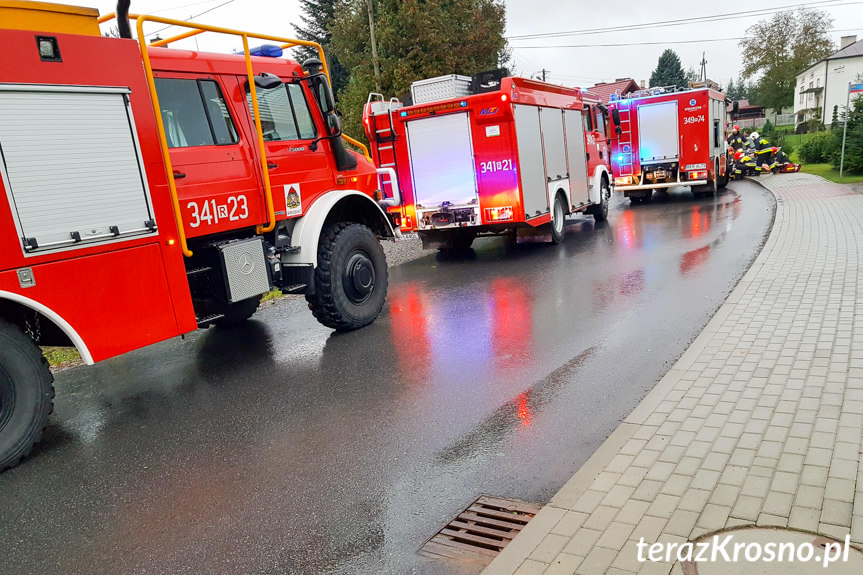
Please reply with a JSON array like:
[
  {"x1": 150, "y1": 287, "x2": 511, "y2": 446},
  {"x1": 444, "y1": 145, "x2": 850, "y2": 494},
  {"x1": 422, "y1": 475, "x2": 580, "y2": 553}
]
[{"x1": 49, "y1": 0, "x2": 863, "y2": 89}]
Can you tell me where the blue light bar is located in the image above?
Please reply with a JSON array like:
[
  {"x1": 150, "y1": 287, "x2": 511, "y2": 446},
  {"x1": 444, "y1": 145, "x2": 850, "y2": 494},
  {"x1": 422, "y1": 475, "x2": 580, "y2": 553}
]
[{"x1": 250, "y1": 44, "x2": 283, "y2": 58}]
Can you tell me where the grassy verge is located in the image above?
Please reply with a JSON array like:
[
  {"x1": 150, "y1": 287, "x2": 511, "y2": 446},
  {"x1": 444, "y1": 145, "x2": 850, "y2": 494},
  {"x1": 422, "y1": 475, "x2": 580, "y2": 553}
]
[
  {"x1": 42, "y1": 346, "x2": 82, "y2": 369},
  {"x1": 261, "y1": 288, "x2": 285, "y2": 304},
  {"x1": 799, "y1": 163, "x2": 863, "y2": 184}
]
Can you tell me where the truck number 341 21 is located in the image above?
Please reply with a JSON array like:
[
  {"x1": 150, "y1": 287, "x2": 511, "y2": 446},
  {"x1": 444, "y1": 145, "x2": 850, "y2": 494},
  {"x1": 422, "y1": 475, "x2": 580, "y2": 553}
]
[
  {"x1": 187, "y1": 195, "x2": 249, "y2": 228},
  {"x1": 480, "y1": 159, "x2": 514, "y2": 174}
]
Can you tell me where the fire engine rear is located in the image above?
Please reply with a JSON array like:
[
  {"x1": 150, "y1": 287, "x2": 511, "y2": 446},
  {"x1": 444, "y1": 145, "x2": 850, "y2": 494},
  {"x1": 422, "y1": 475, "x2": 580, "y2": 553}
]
[
  {"x1": 364, "y1": 74, "x2": 613, "y2": 250},
  {"x1": 608, "y1": 86, "x2": 728, "y2": 203},
  {"x1": 0, "y1": 1, "x2": 395, "y2": 471}
]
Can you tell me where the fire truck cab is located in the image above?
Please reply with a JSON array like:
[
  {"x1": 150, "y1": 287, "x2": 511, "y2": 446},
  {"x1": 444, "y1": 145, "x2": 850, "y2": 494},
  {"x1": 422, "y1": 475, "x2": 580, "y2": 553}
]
[
  {"x1": 608, "y1": 86, "x2": 728, "y2": 203},
  {"x1": 0, "y1": 1, "x2": 394, "y2": 471},
  {"x1": 364, "y1": 74, "x2": 613, "y2": 250}
]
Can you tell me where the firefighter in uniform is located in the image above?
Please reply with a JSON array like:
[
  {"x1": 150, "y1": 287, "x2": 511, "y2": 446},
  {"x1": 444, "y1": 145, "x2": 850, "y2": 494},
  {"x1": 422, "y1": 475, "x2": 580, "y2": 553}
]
[
  {"x1": 726, "y1": 125, "x2": 745, "y2": 151},
  {"x1": 731, "y1": 149, "x2": 759, "y2": 178},
  {"x1": 750, "y1": 132, "x2": 774, "y2": 173}
]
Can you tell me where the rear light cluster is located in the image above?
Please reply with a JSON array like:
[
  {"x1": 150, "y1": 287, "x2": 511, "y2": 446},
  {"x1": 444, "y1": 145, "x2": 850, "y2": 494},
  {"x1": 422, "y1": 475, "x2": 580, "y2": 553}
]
[
  {"x1": 486, "y1": 206, "x2": 513, "y2": 222},
  {"x1": 615, "y1": 176, "x2": 633, "y2": 186},
  {"x1": 688, "y1": 170, "x2": 708, "y2": 180}
]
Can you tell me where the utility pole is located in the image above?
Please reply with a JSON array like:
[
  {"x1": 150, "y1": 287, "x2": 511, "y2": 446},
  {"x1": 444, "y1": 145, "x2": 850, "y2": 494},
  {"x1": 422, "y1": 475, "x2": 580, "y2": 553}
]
[
  {"x1": 699, "y1": 52, "x2": 707, "y2": 83},
  {"x1": 840, "y1": 81, "x2": 850, "y2": 178},
  {"x1": 365, "y1": 0, "x2": 382, "y2": 93},
  {"x1": 533, "y1": 69, "x2": 549, "y2": 82}
]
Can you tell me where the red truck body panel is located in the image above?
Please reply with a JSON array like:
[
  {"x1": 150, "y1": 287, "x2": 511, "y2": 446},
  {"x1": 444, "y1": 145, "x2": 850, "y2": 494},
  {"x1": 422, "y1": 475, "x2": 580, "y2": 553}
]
[
  {"x1": 609, "y1": 88, "x2": 727, "y2": 195},
  {"x1": 364, "y1": 77, "x2": 611, "y2": 235},
  {"x1": 0, "y1": 30, "x2": 197, "y2": 362},
  {"x1": 0, "y1": 25, "x2": 378, "y2": 363}
]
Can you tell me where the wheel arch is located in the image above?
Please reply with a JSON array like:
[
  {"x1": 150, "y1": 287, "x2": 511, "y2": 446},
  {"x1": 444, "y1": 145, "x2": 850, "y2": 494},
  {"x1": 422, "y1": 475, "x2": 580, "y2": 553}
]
[
  {"x1": 0, "y1": 291, "x2": 94, "y2": 364},
  {"x1": 589, "y1": 165, "x2": 611, "y2": 204},
  {"x1": 281, "y1": 190, "x2": 397, "y2": 267}
]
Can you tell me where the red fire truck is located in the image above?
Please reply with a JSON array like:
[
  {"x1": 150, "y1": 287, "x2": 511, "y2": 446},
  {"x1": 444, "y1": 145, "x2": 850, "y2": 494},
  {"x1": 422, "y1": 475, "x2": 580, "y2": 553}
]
[
  {"x1": 608, "y1": 86, "x2": 728, "y2": 203},
  {"x1": 363, "y1": 74, "x2": 613, "y2": 250},
  {"x1": 0, "y1": 1, "x2": 396, "y2": 471}
]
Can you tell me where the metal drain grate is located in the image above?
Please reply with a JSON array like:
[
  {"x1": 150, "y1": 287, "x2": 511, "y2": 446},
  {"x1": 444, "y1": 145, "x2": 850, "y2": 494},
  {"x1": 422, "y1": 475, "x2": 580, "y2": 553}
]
[{"x1": 420, "y1": 495, "x2": 541, "y2": 566}]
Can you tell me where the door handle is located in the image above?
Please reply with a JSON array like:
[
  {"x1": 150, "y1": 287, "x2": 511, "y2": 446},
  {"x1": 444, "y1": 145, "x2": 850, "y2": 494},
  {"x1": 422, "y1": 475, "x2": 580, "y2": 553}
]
[
  {"x1": 172, "y1": 171, "x2": 186, "y2": 179},
  {"x1": 267, "y1": 162, "x2": 278, "y2": 169}
]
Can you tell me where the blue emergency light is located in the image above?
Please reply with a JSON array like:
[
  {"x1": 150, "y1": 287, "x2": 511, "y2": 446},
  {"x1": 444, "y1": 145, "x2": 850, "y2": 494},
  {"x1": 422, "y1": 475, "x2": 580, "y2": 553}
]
[{"x1": 250, "y1": 45, "x2": 283, "y2": 58}]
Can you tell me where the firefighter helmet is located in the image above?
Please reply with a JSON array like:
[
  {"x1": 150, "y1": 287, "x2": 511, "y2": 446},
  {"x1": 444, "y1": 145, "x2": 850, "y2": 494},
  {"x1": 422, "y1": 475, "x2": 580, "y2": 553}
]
[
  {"x1": 750, "y1": 131, "x2": 759, "y2": 140},
  {"x1": 733, "y1": 125, "x2": 740, "y2": 132}
]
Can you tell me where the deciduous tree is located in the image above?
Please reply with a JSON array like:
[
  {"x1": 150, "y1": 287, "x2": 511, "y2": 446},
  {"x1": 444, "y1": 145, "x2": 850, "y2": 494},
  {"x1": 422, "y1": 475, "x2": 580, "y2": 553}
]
[
  {"x1": 739, "y1": 8, "x2": 833, "y2": 111},
  {"x1": 330, "y1": 0, "x2": 509, "y2": 141}
]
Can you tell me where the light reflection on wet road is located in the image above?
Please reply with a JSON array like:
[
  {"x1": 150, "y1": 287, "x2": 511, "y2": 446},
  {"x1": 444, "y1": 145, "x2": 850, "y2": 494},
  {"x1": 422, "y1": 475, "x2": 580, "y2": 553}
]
[{"x1": 0, "y1": 183, "x2": 773, "y2": 575}]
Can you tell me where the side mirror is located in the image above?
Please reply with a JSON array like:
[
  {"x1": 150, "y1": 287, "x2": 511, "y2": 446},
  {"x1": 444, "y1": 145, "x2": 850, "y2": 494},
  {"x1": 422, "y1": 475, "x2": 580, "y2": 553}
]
[
  {"x1": 616, "y1": 125, "x2": 622, "y2": 137},
  {"x1": 253, "y1": 72, "x2": 282, "y2": 90},
  {"x1": 326, "y1": 111, "x2": 342, "y2": 137},
  {"x1": 612, "y1": 108, "x2": 621, "y2": 126},
  {"x1": 732, "y1": 101, "x2": 739, "y2": 114}
]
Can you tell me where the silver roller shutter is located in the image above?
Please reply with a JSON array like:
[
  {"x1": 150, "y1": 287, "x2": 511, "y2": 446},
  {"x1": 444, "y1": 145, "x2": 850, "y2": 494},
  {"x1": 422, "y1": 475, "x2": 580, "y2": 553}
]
[{"x1": 0, "y1": 85, "x2": 157, "y2": 254}]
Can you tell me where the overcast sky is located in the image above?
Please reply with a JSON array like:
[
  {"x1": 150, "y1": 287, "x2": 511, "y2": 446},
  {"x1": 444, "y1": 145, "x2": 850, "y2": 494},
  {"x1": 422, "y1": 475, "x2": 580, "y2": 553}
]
[{"x1": 53, "y1": 0, "x2": 863, "y2": 89}]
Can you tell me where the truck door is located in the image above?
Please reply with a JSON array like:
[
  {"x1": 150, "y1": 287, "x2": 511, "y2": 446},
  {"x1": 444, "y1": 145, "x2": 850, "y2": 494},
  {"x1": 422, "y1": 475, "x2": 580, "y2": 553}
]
[
  {"x1": 240, "y1": 77, "x2": 334, "y2": 219},
  {"x1": 593, "y1": 106, "x2": 610, "y2": 166},
  {"x1": 582, "y1": 105, "x2": 601, "y2": 179},
  {"x1": 153, "y1": 75, "x2": 263, "y2": 237},
  {"x1": 564, "y1": 110, "x2": 589, "y2": 206}
]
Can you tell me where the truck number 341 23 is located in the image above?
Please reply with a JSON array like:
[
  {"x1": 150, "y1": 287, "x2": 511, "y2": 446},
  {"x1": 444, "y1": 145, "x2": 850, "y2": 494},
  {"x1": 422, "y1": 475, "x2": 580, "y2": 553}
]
[{"x1": 187, "y1": 195, "x2": 249, "y2": 228}]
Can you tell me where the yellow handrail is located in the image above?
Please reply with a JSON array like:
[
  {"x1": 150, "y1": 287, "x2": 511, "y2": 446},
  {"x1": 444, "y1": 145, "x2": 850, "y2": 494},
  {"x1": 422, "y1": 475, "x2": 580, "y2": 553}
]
[
  {"x1": 342, "y1": 133, "x2": 372, "y2": 163},
  {"x1": 102, "y1": 11, "x2": 346, "y2": 255}
]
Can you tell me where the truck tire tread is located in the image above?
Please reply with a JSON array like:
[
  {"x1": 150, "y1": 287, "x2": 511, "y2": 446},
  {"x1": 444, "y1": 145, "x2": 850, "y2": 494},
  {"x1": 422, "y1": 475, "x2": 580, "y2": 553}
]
[
  {"x1": 0, "y1": 320, "x2": 55, "y2": 473},
  {"x1": 306, "y1": 222, "x2": 388, "y2": 331}
]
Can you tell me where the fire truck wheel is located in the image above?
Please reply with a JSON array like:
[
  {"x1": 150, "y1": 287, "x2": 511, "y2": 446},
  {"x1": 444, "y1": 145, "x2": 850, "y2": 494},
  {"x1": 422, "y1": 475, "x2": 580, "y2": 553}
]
[
  {"x1": 214, "y1": 295, "x2": 262, "y2": 328},
  {"x1": 0, "y1": 320, "x2": 55, "y2": 473},
  {"x1": 592, "y1": 178, "x2": 610, "y2": 222},
  {"x1": 306, "y1": 222, "x2": 388, "y2": 331},
  {"x1": 718, "y1": 160, "x2": 729, "y2": 189},
  {"x1": 449, "y1": 230, "x2": 476, "y2": 252},
  {"x1": 551, "y1": 193, "x2": 567, "y2": 244}
]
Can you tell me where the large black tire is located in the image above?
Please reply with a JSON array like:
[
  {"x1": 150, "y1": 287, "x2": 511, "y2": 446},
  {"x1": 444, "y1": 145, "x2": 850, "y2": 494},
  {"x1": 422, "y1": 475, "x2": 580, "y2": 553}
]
[
  {"x1": 0, "y1": 320, "x2": 54, "y2": 472},
  {"x1": 550, "y1": 192, "x2": 566, "y2": 244},
  {"x1": 214, "y1": 295, "x2": 261, "y2": 328},
  {"x1": 592, "y1": 177, "x2": 610, "y2": 222},
  {"x1": 306, "y1": 222, "x2": 388, "y2": 331},
  {"x1": 718, "y1": 159, "x2": 729, "y2": 188}
]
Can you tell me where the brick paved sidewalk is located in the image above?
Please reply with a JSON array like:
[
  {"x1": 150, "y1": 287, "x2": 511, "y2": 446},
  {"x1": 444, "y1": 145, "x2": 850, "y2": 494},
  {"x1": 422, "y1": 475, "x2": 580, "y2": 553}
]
[{"x1": 485, "y1": 174, "x2": 863, "y2": 575}]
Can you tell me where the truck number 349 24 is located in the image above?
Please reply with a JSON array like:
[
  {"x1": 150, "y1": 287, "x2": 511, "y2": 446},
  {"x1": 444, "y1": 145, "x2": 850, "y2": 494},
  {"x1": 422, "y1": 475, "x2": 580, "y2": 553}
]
[{"x1": 187, "y1": 195, "x2": 249, "y2": 228}]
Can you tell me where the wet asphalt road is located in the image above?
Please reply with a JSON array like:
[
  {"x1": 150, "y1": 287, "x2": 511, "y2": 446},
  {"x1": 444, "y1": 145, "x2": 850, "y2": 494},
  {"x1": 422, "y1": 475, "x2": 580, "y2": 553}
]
[{"x1": 0, "y1": 182, "x2": 774, "y2": 575}]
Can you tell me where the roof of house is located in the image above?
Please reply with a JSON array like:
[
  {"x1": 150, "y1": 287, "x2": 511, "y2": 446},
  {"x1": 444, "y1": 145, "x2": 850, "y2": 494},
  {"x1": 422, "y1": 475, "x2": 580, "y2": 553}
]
[
  {"x1": 831, "y1": 38, "x2": 863, "y2": 60},
  {"x1": 587, "y1": 78, "x2": 639, "y2": 104},
  {"x1": 798, "y1": 38, "x2": 863, "y2": 77}
]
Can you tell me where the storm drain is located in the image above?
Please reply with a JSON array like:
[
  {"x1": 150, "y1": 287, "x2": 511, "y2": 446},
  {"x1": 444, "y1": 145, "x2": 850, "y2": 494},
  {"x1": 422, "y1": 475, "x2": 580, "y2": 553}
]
[{"x1": 420, "y1": 495, "x2": 541, "y2": 566}]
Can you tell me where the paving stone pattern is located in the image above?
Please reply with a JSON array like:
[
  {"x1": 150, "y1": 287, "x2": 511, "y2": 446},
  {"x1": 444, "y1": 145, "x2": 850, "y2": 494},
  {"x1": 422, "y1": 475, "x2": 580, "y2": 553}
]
[{"x1": 484, "y1": 174, "x2": 863, "y2": 574}]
